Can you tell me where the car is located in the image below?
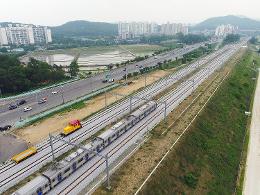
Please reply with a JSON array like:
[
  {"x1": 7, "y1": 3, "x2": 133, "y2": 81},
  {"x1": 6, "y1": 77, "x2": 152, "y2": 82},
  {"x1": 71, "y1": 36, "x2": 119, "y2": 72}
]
[
  {"x1": 17, "y1": 99, "x2": 26, "y2": 106},
  {"x1": 108, "y1": 78, "x2": 114, "y2": 83},
  {"x1": 102, "y1": 78, "x2": 114, "y2": 83},
  {"x1": 0, "y1": 125, "x2": 12, "y2": 131},
  {"x1": 52, "y1": 91, "x2": 58, "y2": 94},
  {"x1": 9, "y1": 104, "x2": 17, "y2": 110},
  {"x1": 38, "y1": 97, "x2": 47, "y2": 104},
  {"x1": 23, "y1": 106, "x2": 32, "y2": 112}
]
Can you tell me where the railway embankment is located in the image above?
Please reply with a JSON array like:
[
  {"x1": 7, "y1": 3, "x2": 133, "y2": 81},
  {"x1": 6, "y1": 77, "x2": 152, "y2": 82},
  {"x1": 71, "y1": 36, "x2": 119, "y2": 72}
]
[
  {"x1": 138, "y1": 50, "x2": 256, "y2": 194},
  {"x1": 93, "y1": 48, "x2": 254, "y2": 194}
]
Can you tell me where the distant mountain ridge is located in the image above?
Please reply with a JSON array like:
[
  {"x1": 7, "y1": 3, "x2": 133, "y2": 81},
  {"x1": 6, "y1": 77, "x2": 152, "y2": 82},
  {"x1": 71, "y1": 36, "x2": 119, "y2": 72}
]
[
  {"x1": 51, "y1": 20, "x2": 118, "y2": 37},
  {"x1": 193, "y1": 15, "x2": 260, "y2": 30}
]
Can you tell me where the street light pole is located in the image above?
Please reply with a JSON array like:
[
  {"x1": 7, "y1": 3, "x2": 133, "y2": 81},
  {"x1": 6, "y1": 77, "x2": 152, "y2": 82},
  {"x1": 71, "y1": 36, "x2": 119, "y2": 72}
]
[
  {"x1": 125, "y1": 68, "x2": 128, "y2": 85},
  {"x1": 105, "y1": 90, "x2": 107, "y2": 107},
  {"x1": 61, "y1": 86, "x2": 65, "y2": 104}
]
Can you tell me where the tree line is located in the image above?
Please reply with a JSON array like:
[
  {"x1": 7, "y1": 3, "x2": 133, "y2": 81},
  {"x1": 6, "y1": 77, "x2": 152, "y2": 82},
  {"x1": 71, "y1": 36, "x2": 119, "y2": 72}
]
[
  {"x1": 0, "y1": 55, "x2": 67, "y2": 95},
  {"x1": 223, "y1": 34, "x2": 240, "y2": 45}
]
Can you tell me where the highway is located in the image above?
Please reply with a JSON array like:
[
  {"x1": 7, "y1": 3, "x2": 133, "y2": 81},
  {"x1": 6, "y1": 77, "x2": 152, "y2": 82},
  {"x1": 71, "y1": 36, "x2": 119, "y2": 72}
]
[
  {"x1": 0, "y1": 43, "x2": 230, "y2": 193},
  {"x1": 243, "y1": 69, "x2": 260, "y2": 195},
  {"x1": 48, "y1": 41, "x2": 246, "y2": 195},
  {"x1": 0, "y1": 42, "x2": 209, "y2": 127}
]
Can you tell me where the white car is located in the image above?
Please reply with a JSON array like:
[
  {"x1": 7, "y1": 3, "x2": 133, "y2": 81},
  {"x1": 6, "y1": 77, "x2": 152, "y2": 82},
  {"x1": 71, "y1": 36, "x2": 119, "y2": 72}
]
[
  {"x1": 52, "y1": 91, "x2": 58, "y2": 94},
  {"x1": 108, "y1": 78, "x2": 115, "y2": 83},
  {"x1": 23, "y1": 106, "x2": 32, "y2": 112}
]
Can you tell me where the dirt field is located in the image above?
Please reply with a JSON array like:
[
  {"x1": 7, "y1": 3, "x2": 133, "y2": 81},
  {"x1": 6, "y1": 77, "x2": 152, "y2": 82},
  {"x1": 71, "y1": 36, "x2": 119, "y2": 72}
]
[
  {"x1": 0, "y1": 133, "x2": 27, "y2": 162},
  {"x1": 13, "y1": 70, "x2": 172, "y2": 145},
  {"x1": 92, "y1": 49, "x2": 246, "y2": 195}
]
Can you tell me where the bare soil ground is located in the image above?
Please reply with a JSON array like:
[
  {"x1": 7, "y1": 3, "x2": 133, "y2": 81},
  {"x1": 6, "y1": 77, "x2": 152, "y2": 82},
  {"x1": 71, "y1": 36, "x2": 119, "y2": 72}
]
[
  {"x1": 0, "y1": 133, "x2": 27, "y2": 162},
  {"x1": 93, "y1": 49, "x2": 245, "y2": 195},
  {"x1": 13, "y1": 70, "x2": 172, "y2": 145}
]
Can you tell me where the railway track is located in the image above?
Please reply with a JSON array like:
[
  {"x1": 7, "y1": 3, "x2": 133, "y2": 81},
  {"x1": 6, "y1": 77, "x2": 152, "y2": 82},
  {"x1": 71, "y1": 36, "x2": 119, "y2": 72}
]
[
  {"x1": 56, "y1": 45, "x2": 241, "y2": 194},
  {"x1": 0, "y1": 45, "x2": 235, "y2": 193},
  {"x1": 0, "y1": 47, "x2": 225, "y2": 172}
]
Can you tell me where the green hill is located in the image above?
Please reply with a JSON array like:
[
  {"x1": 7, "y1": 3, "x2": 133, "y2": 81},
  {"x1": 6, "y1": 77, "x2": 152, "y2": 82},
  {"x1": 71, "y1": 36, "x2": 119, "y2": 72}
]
[
  {"x1": 193, "y1": 15, "x2": 260, "y2": 30},
  {"x1": 51, "y1": 20, "x2": 118, "y2": 37}
]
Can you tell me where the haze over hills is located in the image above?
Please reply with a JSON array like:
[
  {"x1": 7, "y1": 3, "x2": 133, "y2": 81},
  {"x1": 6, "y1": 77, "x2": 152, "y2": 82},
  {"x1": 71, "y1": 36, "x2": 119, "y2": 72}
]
[
  {"x1": 51, "y1": 20, "x2": 118, "y2": 37},
  {"x1": 193, "y1": 15, "x2": 260, "y2": 30},
  {"x1": 1, "y1": 15, "x2": 260, "y2": 39}
]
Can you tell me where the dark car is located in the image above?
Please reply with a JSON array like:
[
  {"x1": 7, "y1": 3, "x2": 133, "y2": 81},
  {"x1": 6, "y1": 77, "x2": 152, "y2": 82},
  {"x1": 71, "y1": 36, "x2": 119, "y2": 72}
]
[
  {"x1": 9, "y1": 104, "x2": 17, "y2": 110},
  {"x1": 17, "y1": 99, "x2": 26, "y2": 106},
  {"x1": 0, "y1": 125, "x2": 12, "y2": 131}
]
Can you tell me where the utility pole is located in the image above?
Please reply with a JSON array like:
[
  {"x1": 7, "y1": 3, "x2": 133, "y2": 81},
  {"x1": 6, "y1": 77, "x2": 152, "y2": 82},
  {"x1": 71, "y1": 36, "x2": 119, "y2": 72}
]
[
  {"x1": 164, "y1": 101, "x2": 167, "y2": 123},
  {"x1": 129, "y1": 96, "x2": 132, "y2": 113},
  {"x1": 35, "y1": 92, "x2": 38, "y2": 103},
  {"x1": 49, "y1": 134, "x2": 56, "y2": 163},
  {"x1": 125, "y1": 68, "x2": 128, "y2": 85},
  {"x1": 48, "y1": 134, "x2": 111, "y2": 190},
  {"x1": 105, "y1": 154, "x2": 111, "y2": 190},
  {"x1": 105, "y1": 89, "x2": 107, "y2": 107},
  {"x1": 61, "y1": 86, "x2": 65, "y2": 104}
]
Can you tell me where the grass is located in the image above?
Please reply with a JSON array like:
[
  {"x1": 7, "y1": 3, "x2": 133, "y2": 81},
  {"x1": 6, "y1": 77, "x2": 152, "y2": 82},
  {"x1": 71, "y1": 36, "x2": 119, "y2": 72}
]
[
  {"x1": 139, "y1": 49, "x2": 257, "y2": 195},
  {"x1": 235, "y1": 48, "x2": 260, "y2": 194},
  {"x1": 30, "y1": 44, "x2": 165, "y2": 56}
]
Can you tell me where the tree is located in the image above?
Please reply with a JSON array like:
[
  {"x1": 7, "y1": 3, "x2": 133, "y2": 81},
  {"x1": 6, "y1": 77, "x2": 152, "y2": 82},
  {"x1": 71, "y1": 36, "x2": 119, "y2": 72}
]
[
  {"x1": 223, "y1": 34, "x2": 240, "y2": 45},
  {"x1": 69, "y1": 60, "x2": 79, "y2": 77},
  {"x1": 0, "y1": 55, "x2": 66, "y2": 95},
  {"x1": 177, "y1": 33, "x2": 209, "y2": 45},
  {"x1": 0, "y1": 48, "x2": 8, "y2": 53},
  {"x1": 249, "y1": 37, "x2": 258, "y2": 44}
]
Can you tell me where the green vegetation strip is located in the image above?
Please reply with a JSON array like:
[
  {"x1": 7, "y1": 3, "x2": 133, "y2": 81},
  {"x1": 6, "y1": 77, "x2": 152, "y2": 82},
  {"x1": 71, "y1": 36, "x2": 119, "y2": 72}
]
[
  {"x1": 140, "y1": 50, "x2": 257, "y2": 194},
  {"x1": 236, "y1": 49, "x2": 260, "y2": 195}
]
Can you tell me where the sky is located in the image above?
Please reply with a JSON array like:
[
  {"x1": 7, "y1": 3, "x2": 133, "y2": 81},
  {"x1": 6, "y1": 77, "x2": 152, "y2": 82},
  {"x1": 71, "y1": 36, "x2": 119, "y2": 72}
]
[{"x1": 0, "y1": 0, "x2": 259, "y2": 26}]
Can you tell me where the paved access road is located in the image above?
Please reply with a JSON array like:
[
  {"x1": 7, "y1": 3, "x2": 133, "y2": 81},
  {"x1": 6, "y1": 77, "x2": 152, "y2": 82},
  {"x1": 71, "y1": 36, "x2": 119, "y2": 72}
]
[
  {"x1": 0, "y1": 42, "x2": 210, "y2": 127},
  {"x1": 243, "y1": 71, "x2": 260, "y2": 195}
]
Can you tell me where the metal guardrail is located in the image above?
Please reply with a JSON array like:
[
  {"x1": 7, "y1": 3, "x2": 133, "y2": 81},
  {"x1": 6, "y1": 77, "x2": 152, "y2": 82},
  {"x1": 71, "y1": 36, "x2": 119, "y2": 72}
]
[{"x1": 13, "y1": 83, "x2": 120, "y2": 129}]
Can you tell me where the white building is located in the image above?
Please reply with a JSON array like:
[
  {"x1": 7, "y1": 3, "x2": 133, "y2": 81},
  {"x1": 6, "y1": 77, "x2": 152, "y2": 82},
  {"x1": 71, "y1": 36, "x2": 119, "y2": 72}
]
[
  {"x1": 118, "y1": 22, "x2": 188, "y2": 39},
  {"x1": 0, "y1": 28, "x2": 8, "y2": 45},
  {"x1": 160, "y1": 23, "x2": 188, "y2": 35},
  {"x1": 215, "y1": 24, "x2": 238, "y2": 37},
  {"x1": 0, "y1": 24, "x2": 52, "y2": 46}
]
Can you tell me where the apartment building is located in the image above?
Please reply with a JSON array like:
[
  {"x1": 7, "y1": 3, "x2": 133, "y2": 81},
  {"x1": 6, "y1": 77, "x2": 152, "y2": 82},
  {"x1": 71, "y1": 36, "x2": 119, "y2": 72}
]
[
  {"x1": 0, "y1": 24, "x2": 52, "y2": 46},
  {"x1": 118, "y1": 22, "x2": 188, "y2": 39},
  {"x1": 215, "y1": 24, "x2": 238, "y2": 37}
]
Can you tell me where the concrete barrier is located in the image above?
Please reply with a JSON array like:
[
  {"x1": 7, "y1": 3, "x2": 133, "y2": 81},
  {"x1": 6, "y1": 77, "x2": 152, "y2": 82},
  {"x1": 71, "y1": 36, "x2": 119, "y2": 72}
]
[{"x1": 13, "y1": 83, "x2": 120, "y2": 129}]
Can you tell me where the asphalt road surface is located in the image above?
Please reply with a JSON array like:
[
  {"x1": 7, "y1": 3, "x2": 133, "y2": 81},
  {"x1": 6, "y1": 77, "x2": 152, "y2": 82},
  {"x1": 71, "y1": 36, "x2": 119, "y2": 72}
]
[
  {"x1": 0, "y1": 42, "x2": 246, "y2": 194},
  {"x1": 0, "y1": 42, "x2": 209, "y2": 127},
  {"x1": 243, "y1": 70, "x2": 260, "y2": 195}
]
